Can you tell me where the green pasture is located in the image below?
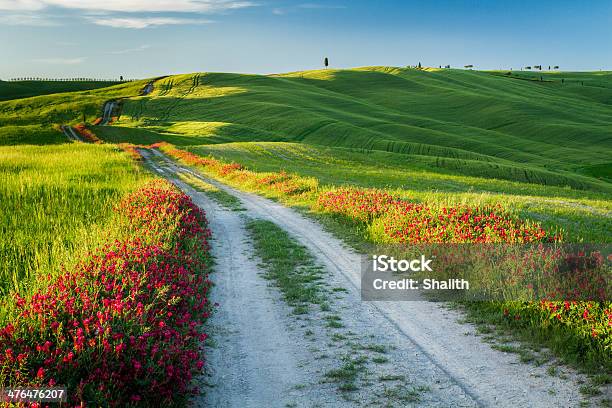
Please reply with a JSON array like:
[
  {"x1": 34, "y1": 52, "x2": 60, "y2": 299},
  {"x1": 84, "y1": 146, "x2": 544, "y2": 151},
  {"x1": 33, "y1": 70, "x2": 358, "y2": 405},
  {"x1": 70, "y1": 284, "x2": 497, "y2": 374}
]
[{"x1": 0, "y1": 144, "x2": 152, "y2": 299}]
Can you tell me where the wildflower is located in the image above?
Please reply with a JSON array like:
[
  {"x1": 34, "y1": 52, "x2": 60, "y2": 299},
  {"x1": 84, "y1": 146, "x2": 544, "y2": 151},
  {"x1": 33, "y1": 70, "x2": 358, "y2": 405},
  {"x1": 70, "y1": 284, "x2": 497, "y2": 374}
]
[{"x1": 0, "y1": 181, "x2": 212, "y2": 405}]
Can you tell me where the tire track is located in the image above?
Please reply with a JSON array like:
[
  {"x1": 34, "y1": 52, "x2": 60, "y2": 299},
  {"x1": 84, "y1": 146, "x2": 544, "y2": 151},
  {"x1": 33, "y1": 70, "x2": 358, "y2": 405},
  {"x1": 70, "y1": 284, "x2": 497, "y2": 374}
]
[{"x1": 159, "y1": 74, "x2": 201, "y2": 122}]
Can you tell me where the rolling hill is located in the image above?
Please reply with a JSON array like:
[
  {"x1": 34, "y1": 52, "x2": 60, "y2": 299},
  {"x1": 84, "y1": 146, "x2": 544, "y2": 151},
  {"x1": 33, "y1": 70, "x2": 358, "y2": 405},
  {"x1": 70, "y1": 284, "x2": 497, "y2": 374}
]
[
  {"x1": 98, "y1": 67, "x2": 612, "y2": 191},
  {"x1": 0, "y1": 79, "x2": 149, "y2": 144},
  {"x1": 1, "y1": 67, "x2": 610, "y2": 192}
]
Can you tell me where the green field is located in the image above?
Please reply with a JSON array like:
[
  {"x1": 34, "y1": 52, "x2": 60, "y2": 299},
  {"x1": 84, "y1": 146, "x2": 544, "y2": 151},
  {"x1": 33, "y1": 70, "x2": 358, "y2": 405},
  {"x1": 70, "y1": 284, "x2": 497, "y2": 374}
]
[
  {"x1": 94, "y1": 67, "x2": 612, "y2": 192},
  {"x1": 80, "y1": 67, "x2": 611, "y2": 243},
  {"x1": 0, "y1": 67, "x2": 610, "y2": 392},
  {"x1": 2, "y1": 67, "x2": 609, "y2": 244},
  {"x1": 0, "y1": 77, "x2": 153, "y2": 304}
]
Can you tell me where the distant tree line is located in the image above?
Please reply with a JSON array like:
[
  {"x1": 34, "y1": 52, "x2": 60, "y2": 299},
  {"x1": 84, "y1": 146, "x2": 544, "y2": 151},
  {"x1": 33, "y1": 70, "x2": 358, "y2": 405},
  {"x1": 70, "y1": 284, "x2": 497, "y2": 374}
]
[
  {"x1": 6, "y1": 77, "x2": 137, "y2": 82},
  {"x1": 403, "y1": 63, "x2": 564, "y2": 71},
  {"x1": 523, "y1": 65, "x2": 559, "y2": 71}
]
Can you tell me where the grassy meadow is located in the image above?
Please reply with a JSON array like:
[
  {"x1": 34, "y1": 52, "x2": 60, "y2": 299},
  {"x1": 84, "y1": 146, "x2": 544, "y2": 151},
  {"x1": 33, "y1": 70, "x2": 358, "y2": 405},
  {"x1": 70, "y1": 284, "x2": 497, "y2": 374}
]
[
  {"x1": 0, "y1": 144, "x2": 152, "y2": 301},
  {"x1": 86, "y1": 67, "x2": 611, "y2": 243},
  {"x1": 0, "y1": 67, "x2": 610, "y2": 379},
  {"x1": 99, "y1": 67, "x2": 611, "y2": 191}
]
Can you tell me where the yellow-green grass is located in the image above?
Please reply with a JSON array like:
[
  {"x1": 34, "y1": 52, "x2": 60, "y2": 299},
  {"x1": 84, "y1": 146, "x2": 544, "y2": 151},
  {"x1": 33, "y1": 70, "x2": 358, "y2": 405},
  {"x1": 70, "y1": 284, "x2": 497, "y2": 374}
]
[
  {"x1": 0, "y1": 80, "x2": 125, "y2": 102},
  {"x1": 95, "y1": 67, "x2": 611, "y2": 192},
  {"x1": 0, "y1": 143, "x2": 152, "y2": 301}
]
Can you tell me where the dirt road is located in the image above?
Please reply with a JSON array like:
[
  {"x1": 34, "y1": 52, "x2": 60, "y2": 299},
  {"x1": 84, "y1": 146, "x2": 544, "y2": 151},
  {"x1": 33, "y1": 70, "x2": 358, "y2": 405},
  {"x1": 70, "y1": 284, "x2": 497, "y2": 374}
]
[
  {"x1": 60, "y1": 125, "x2": 82, "y2": 142},
  {"x1": 143, "y1": 149, "x2": 590, "y2": 407},
  {"x1": 100, "y1": 101, "x2": 116, "y2": 125},
  {"x1": 141, "y1": 81, "x2": 154, "y2": 96}
]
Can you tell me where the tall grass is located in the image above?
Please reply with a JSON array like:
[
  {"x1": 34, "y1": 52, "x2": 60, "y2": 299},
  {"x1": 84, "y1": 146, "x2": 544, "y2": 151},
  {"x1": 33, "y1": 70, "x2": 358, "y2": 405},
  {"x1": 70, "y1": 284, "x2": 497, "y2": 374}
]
[{"x1": 0, "y1": 144, "x2": 152, "y2": 298}]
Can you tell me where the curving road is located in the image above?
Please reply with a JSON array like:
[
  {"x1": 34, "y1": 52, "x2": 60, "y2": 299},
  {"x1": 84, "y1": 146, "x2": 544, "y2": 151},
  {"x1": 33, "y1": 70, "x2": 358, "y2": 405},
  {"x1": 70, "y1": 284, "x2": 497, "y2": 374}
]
[{"x1": 141, "y1": 149, "x2": 596, "y2": 408}]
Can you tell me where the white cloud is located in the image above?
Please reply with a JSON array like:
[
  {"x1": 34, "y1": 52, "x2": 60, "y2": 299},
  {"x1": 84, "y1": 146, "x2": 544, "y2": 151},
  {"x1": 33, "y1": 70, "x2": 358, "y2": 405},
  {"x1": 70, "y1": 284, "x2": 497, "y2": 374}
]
[
  {"x1": 0, "y1": 13, "x2": 58, "y2": 25},
  {"x1": 0, "y1": 0, "x2": 255, "y2": 13},
  {"x1": 32, "y1": 57, "x2": 85, "y2": 64},
  {"x1": 0, "y1": 0, "x2": 251, "y2": 29},
  {"x1": 92, "y1": 16, "x2": 212, "y2": 28},
  {"x1": 106, "y1": 44, "x2": 151, "y2": 54},
  {"x1": 0, "y1": 0, "x2": 45, "y2": 11}
]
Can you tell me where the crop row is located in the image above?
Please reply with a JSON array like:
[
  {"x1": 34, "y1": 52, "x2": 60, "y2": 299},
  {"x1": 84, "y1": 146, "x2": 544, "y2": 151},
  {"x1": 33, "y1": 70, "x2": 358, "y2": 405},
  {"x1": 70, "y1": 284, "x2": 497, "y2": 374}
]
[{"x1": 0, "y1": 180, "x2": 212, "y2": 406}]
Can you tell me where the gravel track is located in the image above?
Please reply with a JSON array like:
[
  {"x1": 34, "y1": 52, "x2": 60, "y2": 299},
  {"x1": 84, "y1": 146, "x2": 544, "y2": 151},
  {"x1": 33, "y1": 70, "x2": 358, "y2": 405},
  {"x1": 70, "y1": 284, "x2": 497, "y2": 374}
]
[
  {"x1": 141, "y1": 150, "x2": 351, "y2": 407},
  {"x1": 141, "y1": 81, "x2": 155, "y2": 96},
  {"x1": 60, "y1": 125, "x2": 82, "y2": 142},
  {"x1": 144, "y1": 149, "x2": 591, "y2": 407},
  {"x1": 101, "y1": 101, "x2": 116, "y2": 125}
]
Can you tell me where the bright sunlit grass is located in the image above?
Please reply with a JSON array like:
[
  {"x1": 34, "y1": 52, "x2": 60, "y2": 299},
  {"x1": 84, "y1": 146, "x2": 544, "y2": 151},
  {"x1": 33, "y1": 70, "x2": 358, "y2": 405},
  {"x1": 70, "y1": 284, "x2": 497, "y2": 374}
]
[{"x1": 0, "y1": 143, "x2": 152, "y2": 297}]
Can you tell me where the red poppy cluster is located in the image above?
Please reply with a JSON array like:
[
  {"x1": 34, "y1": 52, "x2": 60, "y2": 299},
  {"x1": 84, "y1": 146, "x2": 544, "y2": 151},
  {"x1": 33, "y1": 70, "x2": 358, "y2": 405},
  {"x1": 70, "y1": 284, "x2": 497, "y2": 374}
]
[
  {"x1": 315, "y1": 188, "x2": 400, "y2": 222},
  {"x1": 534, "y1": 249, "x2": 611, "y2": 343},
  {"x1": 316, "y1": 188, "x2": 558, "y2": 243},
  {"x1": 0, "y1": 180, "x2": 212, "y2": 406}
]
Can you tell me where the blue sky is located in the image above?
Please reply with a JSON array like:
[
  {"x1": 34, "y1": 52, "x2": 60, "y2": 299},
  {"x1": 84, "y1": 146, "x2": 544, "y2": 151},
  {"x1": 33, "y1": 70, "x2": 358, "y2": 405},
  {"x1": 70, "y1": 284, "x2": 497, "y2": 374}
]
[{"x1": 0, "y1": 0, "x2": 611, "y2": 79}]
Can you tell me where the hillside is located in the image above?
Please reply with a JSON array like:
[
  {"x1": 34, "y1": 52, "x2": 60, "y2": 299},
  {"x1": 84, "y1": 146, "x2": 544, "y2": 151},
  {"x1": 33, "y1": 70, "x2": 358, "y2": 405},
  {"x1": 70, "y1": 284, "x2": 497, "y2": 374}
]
[
  {"x1": 0, "y1": 79, "x2": 149, "y2": 144},
  {"x1": 96, "y1": 67, "x2": 611, "y2": 192}
]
